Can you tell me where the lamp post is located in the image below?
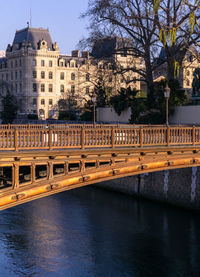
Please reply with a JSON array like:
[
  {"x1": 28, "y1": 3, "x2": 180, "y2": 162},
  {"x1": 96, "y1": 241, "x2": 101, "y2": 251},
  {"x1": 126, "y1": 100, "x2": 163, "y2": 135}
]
[
  {"x1": 164, "y1": 84, "x2": 170, "y2": 125},
  {"x1": 92, "y1": 96, "x2": 96, "y2": 127}
]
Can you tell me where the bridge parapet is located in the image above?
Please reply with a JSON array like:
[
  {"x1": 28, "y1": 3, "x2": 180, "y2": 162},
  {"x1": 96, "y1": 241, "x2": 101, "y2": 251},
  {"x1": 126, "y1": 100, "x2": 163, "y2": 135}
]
[{"x1": 0, "y1": 124, "x2": 198, "y2": 151}]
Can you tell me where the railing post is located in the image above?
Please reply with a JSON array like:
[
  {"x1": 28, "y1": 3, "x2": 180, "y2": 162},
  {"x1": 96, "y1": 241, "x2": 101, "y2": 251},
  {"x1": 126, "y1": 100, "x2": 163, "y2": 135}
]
[
  {"x1": 193, "y1": 125, "x2": 196, "y2": 145},
  {"x1": 111, "y1": 127, "x2": 115, "y2": 148},
  {"x1": 14, "y1": 127, "x2": 18, "y2": 151},
  {"x1": 167, "y1": 126, "x2": 170, "y2": 146},
  {"x1": 12, "y1": 163, "x2": 19, "y2": 189},
  {"x1": 31, "y1": 163, "x2": 36, "y2": 183},
  {"x1": 64, "y1": 161, "x2": 69, "y2": 175},
  {"x1": 48, "y1": 162, "x2": 53, "y2": 179},
  {"x1": 81, "y1": 126, "x2": 85, "y2": 149},
  {"x1": 49, "y1": 127, "x2": 53, "y2": 150},
  {"x1": 140, "y1": 127, "x2": 143, "y2": 147}
]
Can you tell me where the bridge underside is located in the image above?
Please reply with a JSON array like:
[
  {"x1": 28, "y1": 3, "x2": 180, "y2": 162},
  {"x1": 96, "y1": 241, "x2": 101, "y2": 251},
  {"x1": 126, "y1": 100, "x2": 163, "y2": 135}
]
[{"x1": 0, "y1": 146, "x2": 200, "y2": 211}]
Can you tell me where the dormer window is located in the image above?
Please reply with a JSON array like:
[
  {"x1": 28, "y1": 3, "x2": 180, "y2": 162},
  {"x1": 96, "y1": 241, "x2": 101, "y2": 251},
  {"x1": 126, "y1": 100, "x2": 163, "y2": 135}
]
[{"x1": 40, "y1": 40, "x2": 47, "y2": 49}]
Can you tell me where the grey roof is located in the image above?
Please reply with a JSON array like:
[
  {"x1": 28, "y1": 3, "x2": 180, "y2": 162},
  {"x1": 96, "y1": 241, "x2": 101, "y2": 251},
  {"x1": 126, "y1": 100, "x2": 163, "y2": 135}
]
[
  {"x1": 12, "y1": 27, "x2": 53, "y2": 50},
  {"x1": 91, "y1": 37, "x2": 133, "y2": 58}
]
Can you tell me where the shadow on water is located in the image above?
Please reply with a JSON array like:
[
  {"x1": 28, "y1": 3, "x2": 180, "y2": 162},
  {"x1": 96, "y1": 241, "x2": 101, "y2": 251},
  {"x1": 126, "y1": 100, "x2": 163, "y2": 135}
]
[{"x1": 0, "y1": 186, "x2": 200, "y2": 277}]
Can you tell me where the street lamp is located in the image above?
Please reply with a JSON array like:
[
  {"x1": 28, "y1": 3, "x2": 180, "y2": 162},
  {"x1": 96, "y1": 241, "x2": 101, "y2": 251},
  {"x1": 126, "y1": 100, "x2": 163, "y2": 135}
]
[
  {"x1": 164, "y1": 84, "x2": 170, "y2": 125},
  {"x1": 92, "y1": 96, "x2": 96, "y2": 127}
]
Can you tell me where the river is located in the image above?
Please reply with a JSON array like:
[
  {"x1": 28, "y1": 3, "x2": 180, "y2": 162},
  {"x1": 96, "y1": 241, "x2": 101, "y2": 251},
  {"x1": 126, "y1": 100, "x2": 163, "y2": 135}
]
[{"x1": 0, "y1": 186, "x2": 199, "y2": 277}]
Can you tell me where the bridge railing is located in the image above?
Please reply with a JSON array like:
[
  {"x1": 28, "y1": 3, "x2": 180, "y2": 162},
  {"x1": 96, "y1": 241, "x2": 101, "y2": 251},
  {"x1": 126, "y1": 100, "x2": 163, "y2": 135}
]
[{"x1": 0, "y1": 125, "x2": 199, "y2": 151}]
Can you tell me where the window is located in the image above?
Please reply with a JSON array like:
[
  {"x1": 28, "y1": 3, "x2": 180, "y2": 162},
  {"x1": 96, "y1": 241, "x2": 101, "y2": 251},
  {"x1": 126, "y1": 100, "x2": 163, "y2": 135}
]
[
  {"x1": 20, "y1": 83, "x2": 22, "y2": 91},
  {"x1": 86, "y1": 73, "x2": 90, "y2": 82},
  {"x1": 19, "y1": 59, "x2": 22, "y2": 67},
  {"x1": 86, "y1": 87, "x2": 89, "y2": 94},
  {"x1": 121, "y1": 78, "x2": 124, "y2": 83},
  {"x1": 15, "y1": 60, "x2": 18, "y2": 67},
  {"x1": 49, "y1": 84, "x2": 53, "y2": 92},
  {"x1": 20, "y1": 71, "x2": 22, "y2": 80},
  {"x1": 71, "y1": 62, "x2": 74, "y2": 68},
  {"x1": 60, "y1": 72, "x2": 64, "y2": 80},
  {"x1": 33, "y1": 71, "x2": 37, "y2": 78},
  {"x1": 6, "y1": 74, "x2": 8, "y2": 81},
  {"x1": 71, "y1": 73, "x2": 75, "y2": 80},
  {"x1": 41, "y1": 71, "x2": 45, "y2": 79},
  {"x1": 60, "y1": 61, "x2": 64, "y2": 67},
  {"x1": 186, "y1": 79, "x2": 190, "y2": 86},
  {"x1": 49, "y1": 71, "x2": 53, "y2": 79},
  {"x1": 49, "y1": 60, "x2": 53, "y2": 67},
  {"x1": 33, "y1": 83, "x2": 37, "y2": 92},
  {"x1": 33, "y1": 98, "x2": 37, "y2": 106},
  {"x1": 49, "y1": 99, "x2": 53, "y2": 105},
  {"x1": 41, "y1": 99, "x2": 45, "y2": 105},
  {"x1": 41, "y1": 84, "x2": 45, "y2": 92},
  {"x1": 41, "y1": 60, "x2": 45, "y2": 67},
  {"x1": 187, "y1": 70, "x2": 190, "y2": 76},
  {"x1": 11, "y1": 61, "x2": 13, "y2": 68},
  {"x1": 71, "y1": 85, "x2": 75, "y2": 94},
  {"x1": 15, "y1": 71, "x2": 17, "y2": 80},
  {"x1": 33, "y1": 59, "x2": 37, "y2": 66},
  {"x1": 133, "y1": 77, "x2": 136, "y2": 83},
  {"x1": 109, "y1": 76, "x2": 112, "y2": 83},
  {"x1": 11, "y1": 72, "x2": 13, "y2": 80},
  {"x1": 15, "y1": 83, "x2": 18, "y2": 92},
  {"x1": 60, "y1": 84, "x2": 64, "y2": 93}
]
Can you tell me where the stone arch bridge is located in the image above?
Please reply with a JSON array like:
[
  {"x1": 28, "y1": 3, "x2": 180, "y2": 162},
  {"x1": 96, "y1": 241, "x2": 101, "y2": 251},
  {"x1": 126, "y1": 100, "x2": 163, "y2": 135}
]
[{"x1": 0, "y1": 123, "x2": 200, "y2": 210}]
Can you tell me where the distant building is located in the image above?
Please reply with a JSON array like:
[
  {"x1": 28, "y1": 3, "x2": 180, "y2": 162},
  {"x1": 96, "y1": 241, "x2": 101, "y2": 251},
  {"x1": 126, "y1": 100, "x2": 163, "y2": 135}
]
[
  {"x1": 154, "y1": 47, "x2": 198, "y2": 93},
  {"x1": 0, "y1": 26, "x2": 142, "y2": 119}
]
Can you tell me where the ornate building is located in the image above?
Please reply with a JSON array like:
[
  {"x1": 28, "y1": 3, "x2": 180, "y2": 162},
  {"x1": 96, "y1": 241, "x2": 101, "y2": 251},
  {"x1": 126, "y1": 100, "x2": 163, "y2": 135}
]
[{"x1": 0, "y1": 26, "x2": 142, "y2": 119}]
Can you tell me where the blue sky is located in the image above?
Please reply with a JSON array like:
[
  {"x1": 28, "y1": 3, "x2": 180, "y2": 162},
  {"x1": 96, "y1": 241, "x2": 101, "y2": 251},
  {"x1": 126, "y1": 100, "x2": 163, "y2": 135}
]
[{"x1": 0, "y1": 0, "x2": 89, "y2": 54}]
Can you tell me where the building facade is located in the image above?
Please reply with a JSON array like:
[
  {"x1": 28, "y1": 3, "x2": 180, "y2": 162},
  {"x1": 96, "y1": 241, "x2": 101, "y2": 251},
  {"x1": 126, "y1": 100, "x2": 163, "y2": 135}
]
[{"x1": 0, "y1": 27, "x2": 142, "y2": 119}]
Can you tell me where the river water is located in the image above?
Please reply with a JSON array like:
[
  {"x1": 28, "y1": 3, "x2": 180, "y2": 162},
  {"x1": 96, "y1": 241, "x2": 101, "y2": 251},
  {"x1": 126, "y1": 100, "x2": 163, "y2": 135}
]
[{"x1": 0, "y1": 186, "x2": 200, "y2": 277}]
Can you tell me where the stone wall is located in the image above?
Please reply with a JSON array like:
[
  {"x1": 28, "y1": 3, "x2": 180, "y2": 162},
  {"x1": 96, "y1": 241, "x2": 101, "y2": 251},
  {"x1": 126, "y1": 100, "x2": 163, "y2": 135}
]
[{"x1": 96, "y1": 167, "x2": 200, "y2": 210}]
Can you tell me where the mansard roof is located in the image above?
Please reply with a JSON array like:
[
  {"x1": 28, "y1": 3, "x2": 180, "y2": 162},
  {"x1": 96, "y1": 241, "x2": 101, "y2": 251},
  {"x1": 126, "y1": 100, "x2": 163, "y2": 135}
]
[
  {"x1": 91, "y1": 37, "x2": 133, "y2": 58},
  {"x1": 12, "y1": 27, "x2": 54, "y2": 50}
]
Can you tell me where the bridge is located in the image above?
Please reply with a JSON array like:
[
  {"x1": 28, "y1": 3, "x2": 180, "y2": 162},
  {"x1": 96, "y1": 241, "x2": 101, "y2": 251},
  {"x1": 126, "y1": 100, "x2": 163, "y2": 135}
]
[{"x1": 0, "y1": 123, "x2": 200, "y2": 210}]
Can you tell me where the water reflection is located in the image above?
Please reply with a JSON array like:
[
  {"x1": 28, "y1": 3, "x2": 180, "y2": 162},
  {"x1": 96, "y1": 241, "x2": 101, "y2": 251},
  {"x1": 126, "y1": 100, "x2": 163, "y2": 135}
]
[{"x1": 0, "y1": 186, "x2": 200, "y2": 277}]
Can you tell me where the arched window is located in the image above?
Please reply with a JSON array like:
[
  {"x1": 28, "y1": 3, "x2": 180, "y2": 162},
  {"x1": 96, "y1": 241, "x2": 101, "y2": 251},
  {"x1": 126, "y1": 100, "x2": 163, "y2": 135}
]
[
  {"x1": 49, "y1": 71, "x2": 53, "y2": 79},
  {"x1": 41, "y1": 71, "x2": 45, "y2": 79},
  {"x1": 39, "y1": 109, "x2": 45, "y2": 118},
  {"x1": 71, "y1": 73, "x2": 75, "y2": 80},
  {"x1": 41, "y1": 99, "x2": 45, "y2": 105},
  {"x1": 41, "y1": 84, "x2": 45, "y2": 92}
]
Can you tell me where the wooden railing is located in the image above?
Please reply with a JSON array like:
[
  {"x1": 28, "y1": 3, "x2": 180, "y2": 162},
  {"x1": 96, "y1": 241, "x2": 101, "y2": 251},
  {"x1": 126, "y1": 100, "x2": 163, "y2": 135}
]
[{"x1": 0, "y1": 124, "x2": 199, "y2": 151}]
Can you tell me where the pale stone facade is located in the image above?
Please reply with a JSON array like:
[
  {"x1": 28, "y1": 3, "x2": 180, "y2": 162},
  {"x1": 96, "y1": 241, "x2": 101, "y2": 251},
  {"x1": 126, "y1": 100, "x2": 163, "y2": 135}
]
[
  {"x1": 154, "y1": 48, "x2": 197, "y2": 92},
  {"x1": 0, "y1": 27, "x2": 142, "y2": 119}
]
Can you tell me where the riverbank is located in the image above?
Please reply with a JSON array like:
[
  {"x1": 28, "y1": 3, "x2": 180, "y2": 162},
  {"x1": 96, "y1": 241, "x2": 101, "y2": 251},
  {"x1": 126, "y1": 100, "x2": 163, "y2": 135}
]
[{"x1": 96, "y1": 167, "x2": 200, "y2": 211}]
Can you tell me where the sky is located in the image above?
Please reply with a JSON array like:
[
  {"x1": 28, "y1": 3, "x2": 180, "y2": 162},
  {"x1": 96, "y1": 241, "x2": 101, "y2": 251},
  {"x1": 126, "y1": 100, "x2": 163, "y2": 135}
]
[{"x1": 0, "y1": 0, "x2": 90, "y2": 54}]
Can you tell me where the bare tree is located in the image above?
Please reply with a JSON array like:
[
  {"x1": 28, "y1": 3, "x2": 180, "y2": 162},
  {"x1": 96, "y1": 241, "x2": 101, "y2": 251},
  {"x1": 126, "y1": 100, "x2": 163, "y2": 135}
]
[
  {"x1": 82, "y1": 0, "x2": 160, "y2": 101},
  {"x1": 154, "y1": 0, "x2": 200, "y2": 80}
]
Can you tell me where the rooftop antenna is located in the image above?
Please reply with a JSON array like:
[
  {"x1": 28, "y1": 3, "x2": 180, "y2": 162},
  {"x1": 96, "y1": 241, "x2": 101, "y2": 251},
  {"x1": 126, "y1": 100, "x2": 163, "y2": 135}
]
[{"x1": 30, "y1": 6, "x2": 32, "y2": 27}]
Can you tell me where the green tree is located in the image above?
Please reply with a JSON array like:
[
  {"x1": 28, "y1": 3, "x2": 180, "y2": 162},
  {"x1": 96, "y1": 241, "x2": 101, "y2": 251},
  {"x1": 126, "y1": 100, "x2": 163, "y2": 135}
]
[{"x1": 1, "y1": 92, "x2": 18, "y2": 124}]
